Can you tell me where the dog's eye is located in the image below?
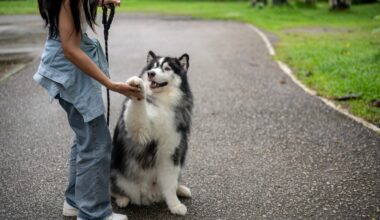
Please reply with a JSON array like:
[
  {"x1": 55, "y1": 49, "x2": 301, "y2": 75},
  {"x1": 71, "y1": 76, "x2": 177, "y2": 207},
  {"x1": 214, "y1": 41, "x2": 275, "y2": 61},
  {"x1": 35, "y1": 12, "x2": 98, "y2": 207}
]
[{"x1": 164, "y1": 67, "x2": 171, "y2": 71}]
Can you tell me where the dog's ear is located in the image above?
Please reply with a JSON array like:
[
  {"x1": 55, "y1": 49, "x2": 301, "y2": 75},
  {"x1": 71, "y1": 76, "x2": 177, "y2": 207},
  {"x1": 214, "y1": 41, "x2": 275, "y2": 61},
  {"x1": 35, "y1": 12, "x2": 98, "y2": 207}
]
[
  {"x1": 178, "y1": 53, "x2": 189, "y2": 71},
  {"x1": 147, "y1": 51, "x2": 156, "y2": 64}
]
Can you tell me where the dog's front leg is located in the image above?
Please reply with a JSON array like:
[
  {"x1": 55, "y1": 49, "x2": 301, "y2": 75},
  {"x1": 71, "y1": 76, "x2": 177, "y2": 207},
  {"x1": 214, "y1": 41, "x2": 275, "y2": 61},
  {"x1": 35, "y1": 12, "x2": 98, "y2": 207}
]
[
  {"x1": 158, "y1": 163, "x2": 187, "y2": 215},
  {"x1": 124, "y1": 76, "x2": 151, "y2": 144}
]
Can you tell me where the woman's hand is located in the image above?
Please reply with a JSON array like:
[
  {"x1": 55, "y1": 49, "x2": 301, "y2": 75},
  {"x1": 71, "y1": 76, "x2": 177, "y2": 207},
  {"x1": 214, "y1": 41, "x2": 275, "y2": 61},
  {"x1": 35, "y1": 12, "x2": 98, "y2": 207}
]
[{"x1": 109, "y1": 81, "x2": 144, "y2": 100}]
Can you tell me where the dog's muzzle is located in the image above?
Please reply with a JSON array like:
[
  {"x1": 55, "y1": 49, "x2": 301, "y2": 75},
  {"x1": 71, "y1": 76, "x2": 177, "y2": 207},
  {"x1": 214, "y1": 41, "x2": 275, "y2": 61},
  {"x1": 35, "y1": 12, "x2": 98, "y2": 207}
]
[{"x1": 150, "y1": 81, "x2": 168, "y2": 89}]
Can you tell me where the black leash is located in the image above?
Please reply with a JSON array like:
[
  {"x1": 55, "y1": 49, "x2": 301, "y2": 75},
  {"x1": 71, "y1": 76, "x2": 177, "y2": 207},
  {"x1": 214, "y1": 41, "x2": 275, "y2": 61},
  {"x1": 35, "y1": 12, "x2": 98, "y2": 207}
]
[{"x1": 102, "y1": 3, "x2": 115, "y2": 126}]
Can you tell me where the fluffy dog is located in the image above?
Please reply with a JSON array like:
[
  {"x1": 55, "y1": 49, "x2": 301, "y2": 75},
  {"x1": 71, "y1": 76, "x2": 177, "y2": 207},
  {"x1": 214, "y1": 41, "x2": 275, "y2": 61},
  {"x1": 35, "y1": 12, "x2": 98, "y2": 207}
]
[{"x1": 110, "y1": 51, "x2": 193, "y2": 216}]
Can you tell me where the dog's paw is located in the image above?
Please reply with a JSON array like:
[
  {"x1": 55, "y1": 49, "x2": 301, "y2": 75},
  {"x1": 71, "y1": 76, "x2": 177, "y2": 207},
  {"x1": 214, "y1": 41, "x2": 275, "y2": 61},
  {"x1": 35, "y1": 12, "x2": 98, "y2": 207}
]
[
  {"x1": 126, "y1": 76, "x2": 145, "y2": 91},
  {"x1": 126, "y1": 76, "x2": 145, "y2": 100},
  {"x1": 115, "y1": 197, "x2": 130, "y2": 208},
  {"x1": 169, "y1": 203, "x2": 187, "y2": 216},
  {"x1": 177, "y1": 185, "x2": 192, "y2": 198}
]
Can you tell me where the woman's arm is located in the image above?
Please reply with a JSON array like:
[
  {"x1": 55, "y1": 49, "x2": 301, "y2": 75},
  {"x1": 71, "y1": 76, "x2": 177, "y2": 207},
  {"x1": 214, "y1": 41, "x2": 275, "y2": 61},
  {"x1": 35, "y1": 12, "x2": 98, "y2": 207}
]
[{"x1": 59, "y1": 0, "x2": 142, "y2": 99}]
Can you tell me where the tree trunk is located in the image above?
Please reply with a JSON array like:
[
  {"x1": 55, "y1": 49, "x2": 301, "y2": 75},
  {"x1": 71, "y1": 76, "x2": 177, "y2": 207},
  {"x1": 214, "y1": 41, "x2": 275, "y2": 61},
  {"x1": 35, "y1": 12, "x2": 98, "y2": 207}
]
[
  {"x1": 251, "y1": 0, "x2": 268, "y2": 7},
  {"x1": 330, "y1": 0, "x2": 350, "y2": 10},
  {"x1": 304, "y1": 0, "x2": 316, "y2": 6},
  {"x1": 272, "y1": 0, "x2": 288, "y2": 5}
]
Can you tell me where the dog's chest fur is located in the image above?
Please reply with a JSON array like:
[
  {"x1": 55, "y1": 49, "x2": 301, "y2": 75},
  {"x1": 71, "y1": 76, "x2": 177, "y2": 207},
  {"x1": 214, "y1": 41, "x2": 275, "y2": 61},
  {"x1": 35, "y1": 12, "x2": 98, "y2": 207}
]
[{"x1": 124, "y1": 91, "x2": 183, "y2": 162}]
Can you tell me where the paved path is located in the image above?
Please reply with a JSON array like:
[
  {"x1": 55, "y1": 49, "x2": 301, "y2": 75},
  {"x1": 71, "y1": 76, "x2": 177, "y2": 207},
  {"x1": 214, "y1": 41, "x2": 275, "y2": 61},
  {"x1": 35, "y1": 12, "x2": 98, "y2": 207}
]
[
  {"x1": 0, "y1": 15, "x2": 45, "y2": 81},
  {"x1": 0, "y1": 14, "x2": 379, "y2": 220}
]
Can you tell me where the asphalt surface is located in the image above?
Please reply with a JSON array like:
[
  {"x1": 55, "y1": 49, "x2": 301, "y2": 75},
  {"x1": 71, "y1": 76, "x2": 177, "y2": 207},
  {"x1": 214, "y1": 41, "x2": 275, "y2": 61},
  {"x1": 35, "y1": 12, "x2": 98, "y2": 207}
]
[
  {"x1": 0, "y1": 15, "x2": 45, "y2": 81},
  {"x1": 0, "y1": 14, "x2": 379, "y2": 220}
]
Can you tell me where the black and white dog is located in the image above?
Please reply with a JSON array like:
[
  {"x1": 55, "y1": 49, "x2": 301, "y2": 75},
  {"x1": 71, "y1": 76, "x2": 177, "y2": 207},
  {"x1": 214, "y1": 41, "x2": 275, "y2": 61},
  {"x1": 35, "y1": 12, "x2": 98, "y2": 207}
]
[{"x1": 110, "y1": 51, "x2": 193, "y2": 216}]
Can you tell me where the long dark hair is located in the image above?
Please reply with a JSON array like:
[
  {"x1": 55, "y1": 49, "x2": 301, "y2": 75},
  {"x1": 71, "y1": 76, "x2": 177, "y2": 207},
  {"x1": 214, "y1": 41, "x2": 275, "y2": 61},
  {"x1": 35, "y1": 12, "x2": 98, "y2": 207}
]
[{"x1": 38, "y1": 0, "x2": 98, "y2": 38}]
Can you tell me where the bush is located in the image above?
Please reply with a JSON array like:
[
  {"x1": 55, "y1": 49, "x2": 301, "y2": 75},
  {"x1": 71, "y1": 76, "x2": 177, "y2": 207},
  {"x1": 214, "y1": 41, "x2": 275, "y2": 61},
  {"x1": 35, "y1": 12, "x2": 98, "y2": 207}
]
[{"x1": 352, "y1": 0, "x2": 378, "y2": 4}]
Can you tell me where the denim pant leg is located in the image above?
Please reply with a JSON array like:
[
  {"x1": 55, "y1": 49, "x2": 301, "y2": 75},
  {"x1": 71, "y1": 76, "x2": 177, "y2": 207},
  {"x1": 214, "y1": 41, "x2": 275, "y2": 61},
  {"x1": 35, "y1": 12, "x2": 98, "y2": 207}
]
[
  {"x1": 58, "y1": 98, "x2": 113, "y2": 220},
  {"x1": 65, "y1": 138, "x2": 78, "y2": 207}
]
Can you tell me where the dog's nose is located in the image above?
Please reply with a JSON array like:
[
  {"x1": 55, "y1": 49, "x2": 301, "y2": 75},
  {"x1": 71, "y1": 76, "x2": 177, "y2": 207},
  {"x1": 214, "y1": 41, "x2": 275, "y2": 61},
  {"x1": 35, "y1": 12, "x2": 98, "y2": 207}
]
[{"x1": 147, "y1": 71, "x2": 155, "y2": 78}]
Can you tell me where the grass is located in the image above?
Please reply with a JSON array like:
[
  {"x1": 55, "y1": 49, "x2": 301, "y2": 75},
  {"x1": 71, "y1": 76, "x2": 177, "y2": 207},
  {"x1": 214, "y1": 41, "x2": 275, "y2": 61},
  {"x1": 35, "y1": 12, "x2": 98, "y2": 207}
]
[
  {"x1": 278, "y1": 31, "x2": 380, "y2": 123},
  {"x1": 1, "y1": 0, "x2": 379, "y2": 125},
  {"x1": 0, "y1": 0, "x2": 37, "y2": 14}
]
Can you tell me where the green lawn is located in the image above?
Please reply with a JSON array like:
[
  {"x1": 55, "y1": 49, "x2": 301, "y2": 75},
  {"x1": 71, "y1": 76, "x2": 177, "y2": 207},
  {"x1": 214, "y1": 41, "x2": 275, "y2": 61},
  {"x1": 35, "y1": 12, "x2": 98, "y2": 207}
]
[
  {"x1": 1, "y1": 0, "x2": 380, "y2": 125},
  {"x1": 0, "y1": 1, "x2": 37, "y2": 14}
]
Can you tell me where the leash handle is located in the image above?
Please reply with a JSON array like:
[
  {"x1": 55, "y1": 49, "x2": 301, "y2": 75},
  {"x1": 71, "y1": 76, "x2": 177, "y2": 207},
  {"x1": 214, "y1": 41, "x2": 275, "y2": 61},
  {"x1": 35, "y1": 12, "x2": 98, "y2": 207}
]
[
  {"x1": 102, "y1": 4, "x2": 115, "y2": 63},
  {"x1": 102, "y1": 3, "x2": 115, "y2": 127}
]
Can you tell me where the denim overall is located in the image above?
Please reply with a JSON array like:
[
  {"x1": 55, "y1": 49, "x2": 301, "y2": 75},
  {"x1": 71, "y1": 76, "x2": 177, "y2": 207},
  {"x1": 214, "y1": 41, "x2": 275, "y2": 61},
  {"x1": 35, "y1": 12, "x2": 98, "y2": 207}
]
[{"x1": 33, "y1": 34, "x2": 113, "y2": 220}]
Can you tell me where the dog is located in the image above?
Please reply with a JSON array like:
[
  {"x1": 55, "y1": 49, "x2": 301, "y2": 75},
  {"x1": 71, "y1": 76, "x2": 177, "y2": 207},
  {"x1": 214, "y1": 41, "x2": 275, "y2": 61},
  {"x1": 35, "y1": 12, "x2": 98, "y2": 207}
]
[{"x1": 110, "y1": 51, "x2": 193, "y2": 216}]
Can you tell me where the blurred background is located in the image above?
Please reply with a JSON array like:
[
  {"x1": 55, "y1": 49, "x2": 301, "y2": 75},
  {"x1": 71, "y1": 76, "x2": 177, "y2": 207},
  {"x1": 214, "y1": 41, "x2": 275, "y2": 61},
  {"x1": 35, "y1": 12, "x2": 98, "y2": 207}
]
[
  {"x1": 0, "y1": 0, "x2": 379, "y2": 125},
  {"x1": 0, "y1": 1, "x2": 379, "y2": 219}
]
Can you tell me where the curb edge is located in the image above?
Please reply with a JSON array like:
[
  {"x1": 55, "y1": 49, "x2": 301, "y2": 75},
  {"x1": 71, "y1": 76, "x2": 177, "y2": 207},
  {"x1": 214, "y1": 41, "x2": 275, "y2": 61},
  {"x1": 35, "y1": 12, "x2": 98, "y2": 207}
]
[{"x1": 247, "y1": 24, "x2": 380, "y2": 134}]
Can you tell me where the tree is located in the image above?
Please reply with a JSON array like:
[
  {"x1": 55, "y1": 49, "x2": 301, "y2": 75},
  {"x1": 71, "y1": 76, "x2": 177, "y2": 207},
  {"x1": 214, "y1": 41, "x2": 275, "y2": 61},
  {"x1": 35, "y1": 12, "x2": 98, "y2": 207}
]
[
  {"x1": 251, "y1": 0, "x2": 289, "y2": 7},
  {"x1": 303, "y1": 0, "x2": 316, "y2": 6},
  {"x1": 272, "y1": 0, "x2": 288, "y2": 5},
  {"x1": 296, "y1": 0, "x2": 317, "y2": 7},
  {"x1": 330, "y1": 0, "x2": 351, "y2": 10},
  {"x1": 251, "y1": 0, "x2": 268, "y2": 7}
]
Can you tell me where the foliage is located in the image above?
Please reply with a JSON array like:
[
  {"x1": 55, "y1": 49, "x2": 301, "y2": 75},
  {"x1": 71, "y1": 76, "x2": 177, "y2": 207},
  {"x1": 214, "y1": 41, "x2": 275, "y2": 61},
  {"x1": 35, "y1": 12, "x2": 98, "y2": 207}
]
[
  {"x1": 373, "y1": 15, "x2": 380, "y2": 33},
  {"x1": 352, "y1": 0, "x2": 377, "y2": 4}
]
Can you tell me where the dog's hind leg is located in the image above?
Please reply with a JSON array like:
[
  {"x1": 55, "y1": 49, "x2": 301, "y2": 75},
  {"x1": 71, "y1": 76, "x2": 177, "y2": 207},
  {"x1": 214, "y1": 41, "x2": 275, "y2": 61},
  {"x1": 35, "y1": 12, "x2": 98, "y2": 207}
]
[
  {"x1": 110, "y1": 175, "x2": 131, "y2": 208},
  {"x1": 110, "y1": 189, "x2": 130, "y2": 208},
  {"x1": 176, "y1": 185, "x2": 192, "y2": 198},
  {"x1": 114, "y1": 195, "x2": 130, "y2": 208},
  {"x1": 158, "y1": 164, "x2": 187, "y2": 216},
  {"x1": 111, "y1": 172, "x2": 143, "y2": 206}
]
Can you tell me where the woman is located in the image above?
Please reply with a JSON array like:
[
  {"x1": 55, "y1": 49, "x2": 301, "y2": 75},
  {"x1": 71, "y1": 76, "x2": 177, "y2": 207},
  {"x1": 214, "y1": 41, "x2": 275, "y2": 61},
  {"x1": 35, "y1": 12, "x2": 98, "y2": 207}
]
[{"x1": 34, "y1": 0, "x2": 142, "y2": 219}]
